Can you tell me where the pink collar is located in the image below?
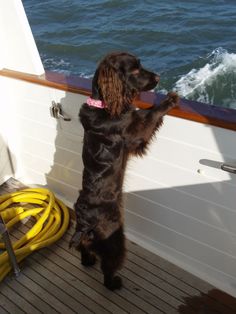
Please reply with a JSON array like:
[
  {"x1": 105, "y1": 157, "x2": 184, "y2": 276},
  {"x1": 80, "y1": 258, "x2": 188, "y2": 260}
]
[{"x1": 86, "y1": 97, "x2": 106, "y2": 108}]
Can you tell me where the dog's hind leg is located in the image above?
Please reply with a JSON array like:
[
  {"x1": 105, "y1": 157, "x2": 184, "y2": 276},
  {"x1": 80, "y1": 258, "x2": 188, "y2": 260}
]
[
  {"x1": 80, "y1": 244, "x2": 97, "y2": 267},
  {"x1": 99, "y1": 227, "x2": 126, "y2": 290}
]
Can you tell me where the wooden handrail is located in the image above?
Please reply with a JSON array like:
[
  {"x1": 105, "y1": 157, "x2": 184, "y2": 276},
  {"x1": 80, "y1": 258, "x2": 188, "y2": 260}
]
[{"x1": 1, "y1": 68, "x2": 236, "y2": 131}]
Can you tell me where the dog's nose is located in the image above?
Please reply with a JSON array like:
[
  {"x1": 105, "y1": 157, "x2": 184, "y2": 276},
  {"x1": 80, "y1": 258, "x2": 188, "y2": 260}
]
[{"x1": 155, "y1": 74, "x2": 160, "y2": 83}]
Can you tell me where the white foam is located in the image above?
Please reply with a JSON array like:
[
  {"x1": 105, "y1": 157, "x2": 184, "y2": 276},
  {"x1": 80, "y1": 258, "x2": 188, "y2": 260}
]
[
  {"x1": 43, "y1": 56, "x2": 70, "y2": 72},
  {"x1": 174, "y1": 48, "x2": 236, "y2": 108},
  {"x1": 42, "y1": 54, "x2": 93, "y2": 78}
]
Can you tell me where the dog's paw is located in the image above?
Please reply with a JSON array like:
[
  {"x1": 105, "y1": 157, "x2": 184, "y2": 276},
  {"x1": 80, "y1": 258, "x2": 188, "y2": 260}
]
[
  {"x1": 167, "y1": 91, "x2": 179, "y2": 108},
  {"x1": 81, "y1": 253, "x2": 97, "y2": 267},
  {"x1": 104, "y1": 275, "x2": 122, "y2": 291},
  {"x1": 69, "y1": 231, "x2": 83, "y2": 249}
]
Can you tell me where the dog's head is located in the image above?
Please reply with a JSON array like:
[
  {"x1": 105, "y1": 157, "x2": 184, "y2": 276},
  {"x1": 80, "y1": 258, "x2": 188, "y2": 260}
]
[{"x1": 92, "y1": 52, "x2": 159, "y2": 116}]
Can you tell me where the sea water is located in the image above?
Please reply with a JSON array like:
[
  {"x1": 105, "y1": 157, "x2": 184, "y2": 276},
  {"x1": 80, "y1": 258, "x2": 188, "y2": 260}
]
[{"x1": 23, "y1": 0, "x2": 236, "y2": 109}]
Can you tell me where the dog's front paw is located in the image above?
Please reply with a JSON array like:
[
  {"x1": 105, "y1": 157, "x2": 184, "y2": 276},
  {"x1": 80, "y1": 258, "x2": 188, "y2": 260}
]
[
  {"x1": 81, "y1": 253, "x2": 97, "y2": 267},
  {"x1": 104, "y1": 275, "x2": 122, "y2": 291},
  {"x1": 166, "y1": 92, "x2": 179, "y2": 108}
]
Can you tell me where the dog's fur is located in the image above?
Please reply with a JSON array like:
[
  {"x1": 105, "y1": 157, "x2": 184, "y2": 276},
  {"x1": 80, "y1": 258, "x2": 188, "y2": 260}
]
[{"x1": 70, "y1": 52, "x2": 179, "y2": 290}]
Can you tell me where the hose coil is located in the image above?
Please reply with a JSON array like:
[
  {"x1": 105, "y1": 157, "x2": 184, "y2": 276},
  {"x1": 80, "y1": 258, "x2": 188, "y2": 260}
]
[{"x1": 0, "y1": 188, "x2": 70, "y2": 281}]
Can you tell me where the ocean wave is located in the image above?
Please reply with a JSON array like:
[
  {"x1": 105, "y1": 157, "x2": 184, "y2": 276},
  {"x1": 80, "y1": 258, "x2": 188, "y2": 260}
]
[
  {"x1": 41, "y1": 54, "x2": 93, "y2": 78},
  {"x1": 174, "y1": 48, "x2": 236, "y2": 108}
]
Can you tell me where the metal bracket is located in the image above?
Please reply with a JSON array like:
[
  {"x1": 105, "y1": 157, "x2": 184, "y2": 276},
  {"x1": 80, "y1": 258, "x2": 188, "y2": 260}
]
[
  {"x1": 50, "y1": 101, "x2": 71, "y2": 121},
  {"x1": 221, "y1": 162, "x2": 236, "y2": 174},
  {"x1": 0, "y1": 215, "x2": 20, "y2": 277}
]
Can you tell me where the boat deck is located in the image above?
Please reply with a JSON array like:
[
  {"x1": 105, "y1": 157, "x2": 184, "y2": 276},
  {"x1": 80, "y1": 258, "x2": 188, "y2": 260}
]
[{"x1": 0, "y1": 178, "x2": 236, "y2": 314}]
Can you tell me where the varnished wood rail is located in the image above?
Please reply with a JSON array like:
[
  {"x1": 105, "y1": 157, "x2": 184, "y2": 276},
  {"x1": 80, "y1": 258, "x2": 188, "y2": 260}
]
[{"x1": 1, "y1": 68, "x2": 236, "y2": 131}]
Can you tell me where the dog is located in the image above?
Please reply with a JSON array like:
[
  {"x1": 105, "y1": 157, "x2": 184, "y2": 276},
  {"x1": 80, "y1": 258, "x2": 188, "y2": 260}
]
[{"x1": 70, "y1": 52, "x2": 179, "y2": 290}]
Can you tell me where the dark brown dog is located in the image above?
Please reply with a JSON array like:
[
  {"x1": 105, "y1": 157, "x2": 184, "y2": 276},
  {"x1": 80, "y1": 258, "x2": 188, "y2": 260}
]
[{"x1": 70, "y1": 52, "x2": 179, "y2": 290}]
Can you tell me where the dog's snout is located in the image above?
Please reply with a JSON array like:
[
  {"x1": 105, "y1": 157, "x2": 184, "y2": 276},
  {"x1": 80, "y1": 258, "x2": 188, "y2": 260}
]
[{"x1": 155, "y1": 74, "x2": 160, "y2": 83}]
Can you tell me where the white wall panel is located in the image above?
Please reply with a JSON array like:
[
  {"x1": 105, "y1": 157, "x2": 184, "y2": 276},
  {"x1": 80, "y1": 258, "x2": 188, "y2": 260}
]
[
  {"x1": 20, "y1": 136, "x2": 84, "y2": 173},
  {"x1": 23, "y1": 167, "x2": 79, "y2": 206},
  {"x1": 126, "y1": 212, "x2": 236, "y2": 297},
  {"x1": 125, "y1": 210, "x2": 236, "y2": 275},
  {"x1": 148, "y1": 136, "x2": 236, "y2": 185},
  {"x1": 160, "y1": 116, "x2": 236, "y2": 158},
  {"x1": 126, "y1": 192, "x2": 236, "y2": 255},
  {"x1": 0, "y1": 138, "x2": 12, "y2": 184},
  {"x1": 125, "y1": 172, "x2": 236, "y2": 235},
  {"x1": 17, "y1": 117, "x2": 83, "y2": 155},
  {"x1": 127, "y1": 156, "x2": 235, "y2": 210}
]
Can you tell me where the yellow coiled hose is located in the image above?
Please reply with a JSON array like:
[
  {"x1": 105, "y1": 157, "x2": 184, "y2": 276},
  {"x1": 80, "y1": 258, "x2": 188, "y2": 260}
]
[{"x1": 0, "y1": 188, "x2": 70, "y2": 281}]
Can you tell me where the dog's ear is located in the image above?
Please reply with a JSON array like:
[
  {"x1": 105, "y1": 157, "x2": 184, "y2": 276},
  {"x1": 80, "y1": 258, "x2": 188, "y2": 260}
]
[
  {"x1": 97, "y1": 61, "x2": 124, "y2": 117},
  {"x1": 91, "y1": 69, "x2": 101, "y2": 100}
]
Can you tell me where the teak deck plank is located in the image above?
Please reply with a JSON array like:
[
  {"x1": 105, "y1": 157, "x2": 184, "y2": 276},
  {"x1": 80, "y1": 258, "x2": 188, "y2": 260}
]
[
  {"x1": 4, "y1": 277, "x2": 57, "y2": 314},
  {"x1": 0, "y1": 282, "x2": 41, "y2": 314},
  {"x1": 1, "y1": 178, "x2": 236, "y2": 314},
  {"x1": 0, "y1": 292, "x2": 25, "y2": 314}
]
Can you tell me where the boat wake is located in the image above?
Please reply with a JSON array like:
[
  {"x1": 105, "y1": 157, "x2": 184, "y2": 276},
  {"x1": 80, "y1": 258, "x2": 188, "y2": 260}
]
[{"x1": 174, "y1": 48, "x2": 236, "y2": 109}]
